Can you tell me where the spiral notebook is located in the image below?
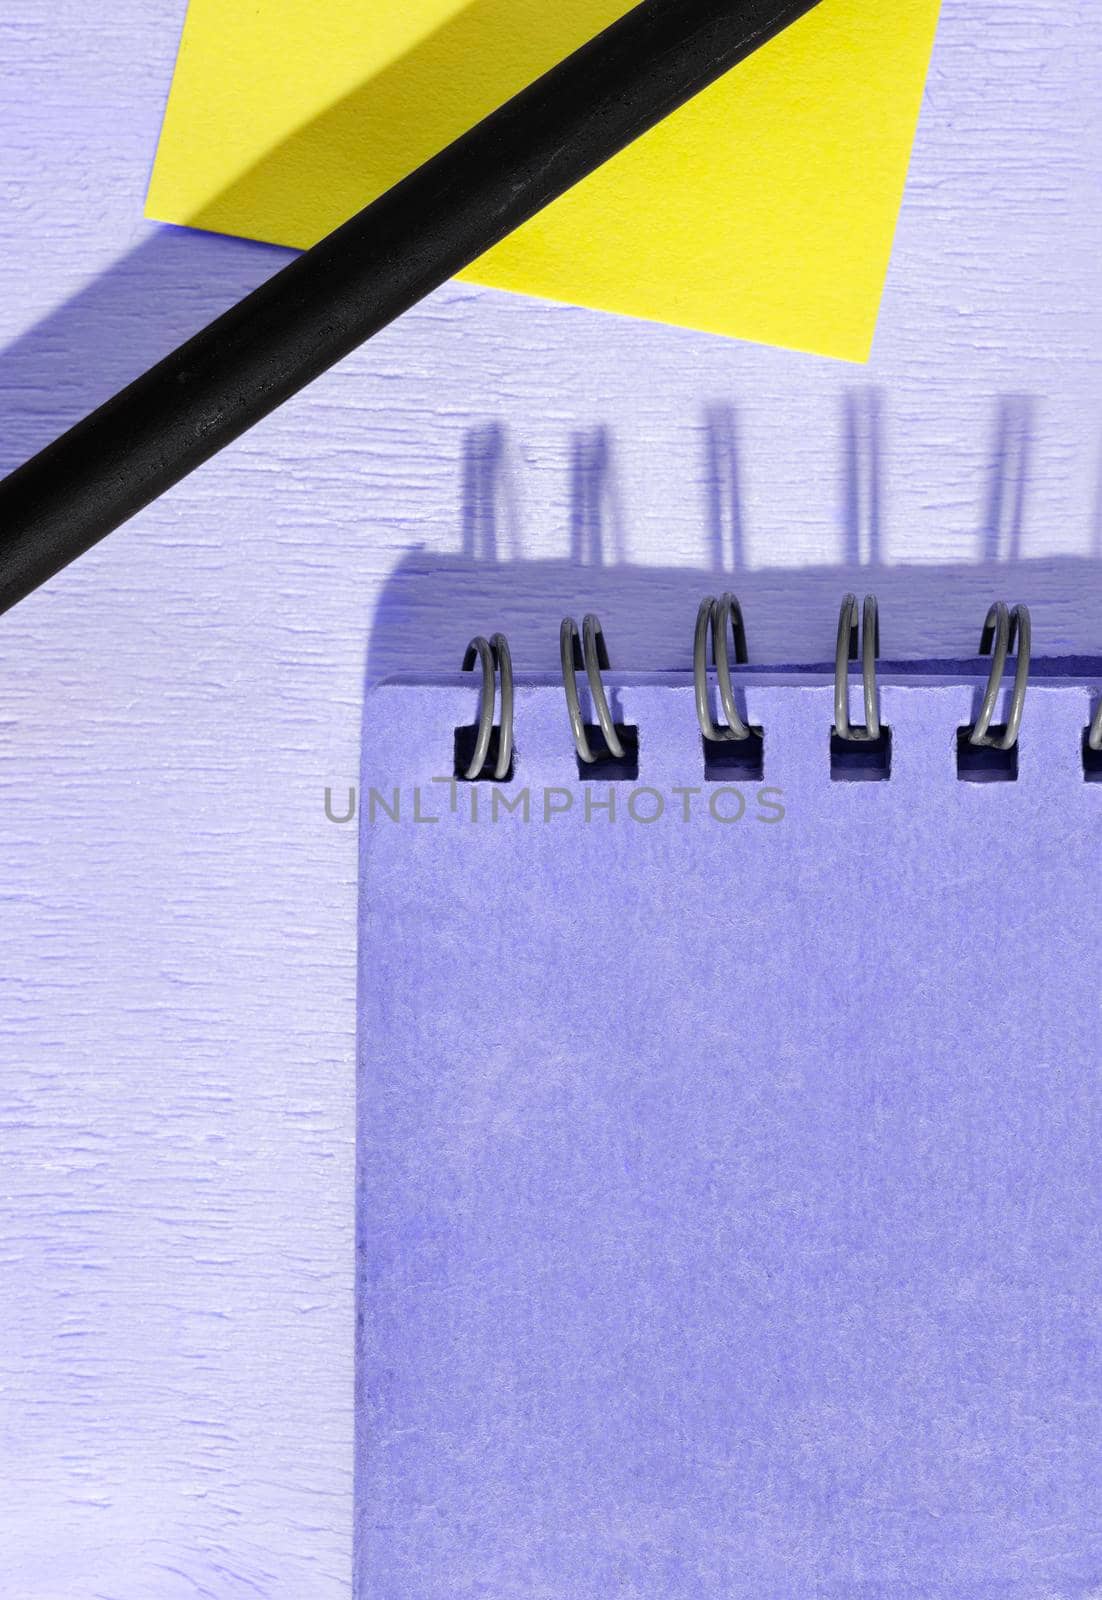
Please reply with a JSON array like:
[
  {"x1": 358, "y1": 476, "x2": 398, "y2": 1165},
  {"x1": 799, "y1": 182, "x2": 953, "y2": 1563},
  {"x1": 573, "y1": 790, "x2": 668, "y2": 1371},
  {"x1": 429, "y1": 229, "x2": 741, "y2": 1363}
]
[{"x1": 357, "y1": 610, "x2": 1102, "y2": 1599}]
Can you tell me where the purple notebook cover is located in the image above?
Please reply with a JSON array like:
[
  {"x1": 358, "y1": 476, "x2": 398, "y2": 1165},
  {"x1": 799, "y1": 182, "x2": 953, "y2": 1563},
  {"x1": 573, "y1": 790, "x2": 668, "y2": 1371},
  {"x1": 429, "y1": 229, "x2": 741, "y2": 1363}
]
[{"x1": 358, "y1": 674, "x2": 1102, "y2": 1599}]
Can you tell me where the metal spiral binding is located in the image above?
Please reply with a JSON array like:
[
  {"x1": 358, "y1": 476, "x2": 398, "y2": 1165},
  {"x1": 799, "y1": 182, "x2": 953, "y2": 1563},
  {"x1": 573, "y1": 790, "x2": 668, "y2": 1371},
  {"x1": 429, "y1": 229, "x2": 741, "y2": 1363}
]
[
  {"x1": 834, "y1": 593, "x2": 881, "y2": 741},
  {"x1": 464, "y1": 597, "x2": 1067, "y2": 770},
  {"x1": 460, "y1": 633, "x2": 513, "y2": 781},
  {"x1": 1086, "y1": 678, "x2": 1102, "y2": 755},
  {"x1": 966, "y1": 601, "x2": 1031, "y2": 751},
  {"x1": 694, "y1": 593, "x2": 756, "y2": 742},
  {"x1": 560, "y1": 613, "x2": 623, "y2": 764}
]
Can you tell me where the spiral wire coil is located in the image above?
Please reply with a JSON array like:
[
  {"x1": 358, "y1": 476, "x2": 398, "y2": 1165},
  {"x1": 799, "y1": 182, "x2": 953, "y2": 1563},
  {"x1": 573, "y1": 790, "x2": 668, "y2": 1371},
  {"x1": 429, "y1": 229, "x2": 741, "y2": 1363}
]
[{"x1": 449, "y1": 598, "x2": 1102, "y2": 774}]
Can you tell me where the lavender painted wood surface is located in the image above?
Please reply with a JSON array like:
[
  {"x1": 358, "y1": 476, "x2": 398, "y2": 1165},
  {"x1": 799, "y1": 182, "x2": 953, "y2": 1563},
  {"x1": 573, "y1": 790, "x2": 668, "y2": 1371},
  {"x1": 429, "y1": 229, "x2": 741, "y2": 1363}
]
[{"x1": 0, "y1": 1, "x2": 1099, "y2": 1595}]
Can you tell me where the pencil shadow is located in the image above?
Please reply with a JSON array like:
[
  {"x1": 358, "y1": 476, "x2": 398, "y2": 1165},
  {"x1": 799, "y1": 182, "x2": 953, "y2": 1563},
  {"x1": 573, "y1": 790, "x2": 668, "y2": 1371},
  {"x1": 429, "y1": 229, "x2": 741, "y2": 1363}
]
[
  {"x1": 0, "y1": 228, "x2": 289, "y2": 480},
  {"x1": 0, "y1": 0, "x2": 632, "y2": 478},
  {"x1": 176, "y1": 0, "x2": 631, "y2": 251},
  {"x1": 1, "y1": 0, "x2": 1094, "y2": 666},
  {"x1": 2, "y1": 0, "x2": 1093, "y2": 671}
]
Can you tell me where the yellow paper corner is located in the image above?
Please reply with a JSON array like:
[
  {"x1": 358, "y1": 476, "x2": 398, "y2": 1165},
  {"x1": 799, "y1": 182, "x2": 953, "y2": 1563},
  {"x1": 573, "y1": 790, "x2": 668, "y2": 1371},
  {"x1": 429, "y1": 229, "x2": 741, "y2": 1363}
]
[{"x1": 146, "y1": 0, "x2": 940, "y2": 363}]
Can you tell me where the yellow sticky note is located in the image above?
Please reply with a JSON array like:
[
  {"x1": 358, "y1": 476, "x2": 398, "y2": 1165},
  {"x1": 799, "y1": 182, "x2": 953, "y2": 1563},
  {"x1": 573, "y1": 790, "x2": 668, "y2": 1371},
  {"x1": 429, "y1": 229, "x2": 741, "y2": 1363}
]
[{"x1": 146, "y1": 0, "x2": 940, "y2": 362}]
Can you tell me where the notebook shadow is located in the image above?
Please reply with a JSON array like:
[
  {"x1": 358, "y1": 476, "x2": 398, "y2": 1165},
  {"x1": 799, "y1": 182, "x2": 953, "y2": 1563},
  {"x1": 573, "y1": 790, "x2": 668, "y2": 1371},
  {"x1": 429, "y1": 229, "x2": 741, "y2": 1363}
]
[
  {"x1": 366, "y1": 399, "x2": 1102, "y2": 682},
  {"x1": 368, "y1": 545, "x2": 1102, "y2": 679}
]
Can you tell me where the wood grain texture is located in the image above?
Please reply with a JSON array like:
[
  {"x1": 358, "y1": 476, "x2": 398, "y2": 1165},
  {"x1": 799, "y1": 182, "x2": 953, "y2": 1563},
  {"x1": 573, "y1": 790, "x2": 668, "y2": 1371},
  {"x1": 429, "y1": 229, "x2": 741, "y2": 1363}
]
[{"x1": 0, "y1": 1, "x2": 1098, "y2": 1595}]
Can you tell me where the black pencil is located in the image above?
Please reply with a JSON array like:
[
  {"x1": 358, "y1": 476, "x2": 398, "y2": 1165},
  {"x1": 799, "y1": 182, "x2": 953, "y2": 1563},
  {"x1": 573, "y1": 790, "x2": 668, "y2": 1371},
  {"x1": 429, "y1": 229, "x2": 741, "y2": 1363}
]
[{"x1": 0, "y1": 0, "x2": 821, "y2": 616}]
